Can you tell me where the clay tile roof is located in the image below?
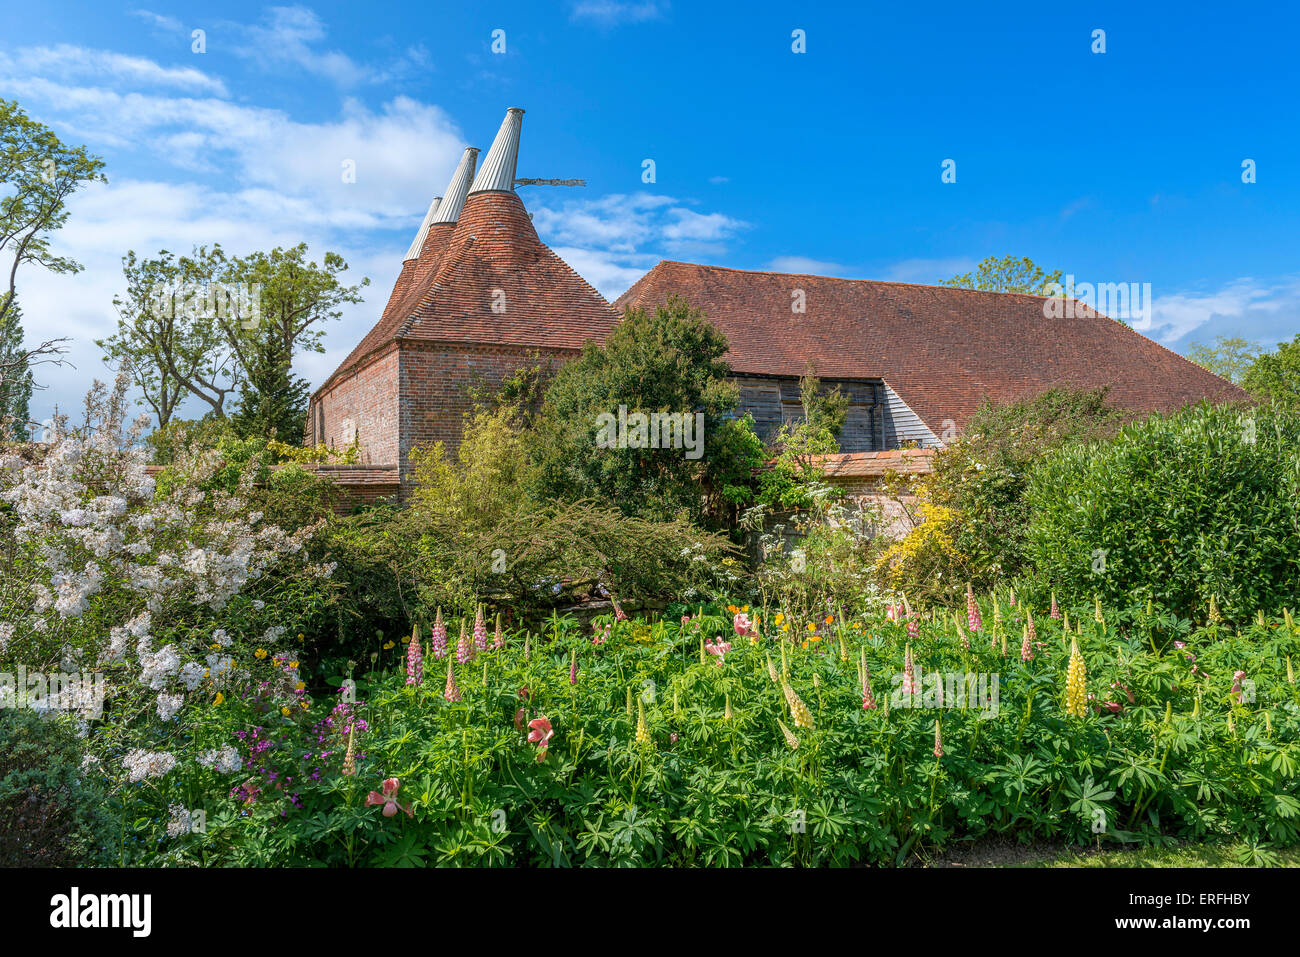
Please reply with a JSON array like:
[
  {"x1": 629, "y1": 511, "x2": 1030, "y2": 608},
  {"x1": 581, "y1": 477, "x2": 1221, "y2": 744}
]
[
  {"x1": 614, "y1": 261, "x2": 1246, "y2": 434},
  {"x1": 813, "y1": 448, "x2": 936, "y2": 479},
  {"x1": 396, "y1": 189, "x2": 619, "y2": 350}
]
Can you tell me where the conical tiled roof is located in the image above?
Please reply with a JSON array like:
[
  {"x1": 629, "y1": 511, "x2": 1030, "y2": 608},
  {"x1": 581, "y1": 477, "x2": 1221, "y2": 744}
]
[
  {"x1": 397, "y1": 187, "x2": 618, "y2": 349},
  {"x1": 318, "y1": 147, "x2": 480, "y2": 393},
  {"x1": 314, "y1": 113, "x2": 616, "y2": 398}
]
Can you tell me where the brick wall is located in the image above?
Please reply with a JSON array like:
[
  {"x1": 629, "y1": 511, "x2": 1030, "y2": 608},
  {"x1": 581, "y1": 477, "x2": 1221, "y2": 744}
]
[
  {"x1": 398, "y1": 341, "x2": 572, "y2": 484},
  {"x1": 310, "y1": 346, "x2": 400, "y2": 465}
]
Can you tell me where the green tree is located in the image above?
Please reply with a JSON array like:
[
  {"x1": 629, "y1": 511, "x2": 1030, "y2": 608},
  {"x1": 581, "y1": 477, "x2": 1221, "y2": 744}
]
[
  {"x1": 1242, "y1": 333, "x2": 1300, "y2": 411},
  {"x1": 102, "y1": 243, "x2": 366, "y2": 436},
  {"x1": 1184, "y1": 335, "x2": 1264, "y2": 384},
  {"x1": 101, "y1": 246, "x2": 237, "y2": 423},
  {"x1": 0, "y1": 99, "x2": 106, "y2": 329},
  {"x1": 222, "y1": 244, "x2": 366, "y2": 439},
  {"x1": 529, "y1": 295, "x2": 762, "y2": 528},
  {"x1": 942, "y1": 255, "x2": 1063, "y2": 296},
  {"x1": 0, "y1": 296, "x2": 32, "y2": 439}
]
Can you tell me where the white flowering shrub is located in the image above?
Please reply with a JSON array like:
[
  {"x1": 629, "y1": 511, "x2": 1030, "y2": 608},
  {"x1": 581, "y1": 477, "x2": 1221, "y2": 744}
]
[{"x1": 0, "y1": 373, "x2": 333, "y2": 830}]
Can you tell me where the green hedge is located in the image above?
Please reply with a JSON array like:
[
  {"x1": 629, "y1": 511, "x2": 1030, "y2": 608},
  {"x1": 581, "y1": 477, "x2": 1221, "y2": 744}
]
[{"x1": 1024, "y1": 402, "x2": 1300, "y2": 621}]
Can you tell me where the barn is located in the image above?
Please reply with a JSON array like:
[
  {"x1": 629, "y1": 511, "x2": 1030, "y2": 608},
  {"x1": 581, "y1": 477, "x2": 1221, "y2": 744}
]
[{"x1": 305, "y1": 108, "x2": 1242, "y2": 500}]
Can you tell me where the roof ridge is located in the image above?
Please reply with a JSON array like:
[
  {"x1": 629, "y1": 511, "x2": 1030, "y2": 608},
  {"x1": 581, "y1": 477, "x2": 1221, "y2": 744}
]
[{"x1": 644, "y1": 259, "x2": 1081, "y2": 304}]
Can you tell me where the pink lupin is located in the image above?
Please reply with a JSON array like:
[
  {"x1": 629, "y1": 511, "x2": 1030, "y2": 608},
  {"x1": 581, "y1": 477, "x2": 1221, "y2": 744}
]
[
  {"x1": 473, "y1": 605, "x2": 489, "y2": 652},
  {"x1": 1020, "y1": 623, "x2": 1034, "y2": 661},
  {"x1": 966, "y1": 583, "x2": 982, "y2": 632},
  {"x1": 493, "y1": 611, "x2": 505, "y2": 650},
  {"x1": 456, "y1": 621, "x2": 473, "y2": 663},
  {"x1": 1050, "y1": 591, "x2": 1061, "y2": 619},
  {"x1": 860, "y1": 652, "x2": 876, "y2": 710},
  {"x1": 406, "y1": 624, "x2": 424, "y2": 687},
  {"x1": 444, "y1": 660, "x2": 461, "y2": 702},
  {"x1": 569, "y1": 649, "x2": 578, "y2": 685},
  {"x1": 902, "y1": 644, "x2": 918, "y2": 696},
  {"x1": 430, "y1": 608, "x2": 448, "y2": 660}
]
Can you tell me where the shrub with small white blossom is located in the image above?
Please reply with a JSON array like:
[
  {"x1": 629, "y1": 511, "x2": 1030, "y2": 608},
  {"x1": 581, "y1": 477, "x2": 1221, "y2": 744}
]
[{"x1": 0, "y1": 372, "x2": 333, "y2": 826}]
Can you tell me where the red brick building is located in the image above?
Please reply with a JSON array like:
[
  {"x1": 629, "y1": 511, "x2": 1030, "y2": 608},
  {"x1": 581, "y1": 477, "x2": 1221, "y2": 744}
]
[{"x1": 307, "y1": 108, "x2": 1243, "y2": 500}]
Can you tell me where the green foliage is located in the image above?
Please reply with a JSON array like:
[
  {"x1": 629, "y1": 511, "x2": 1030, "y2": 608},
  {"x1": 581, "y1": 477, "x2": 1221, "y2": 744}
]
[
  {"x1": 0, "y1": 710, "x2": 115, "y2": 867},
  {"x1": 1242, "y1": 334, "x2": 1300, "y2": 413},
  {"x1": 529, "y1": 296, "x2": 760, "y2": 528},
  {"x1": 0, "y1": 295, "x2": 32, "y2": 439},
  {"x1": 928, "y1": 387, "x2": 1127, "y2": 587},
  {"x1": 385, "y1": 407, "x2": 737, "y2": 616},
  {"x1": 1025, "y1": 401, "x2": 1300, "y2": 621},
  {"x1": 941, "y1": 255, "x2": 1063, "y2": 296},
  {"x1": 101, "y1": 242, "x2": 366, "y2": 434},
  {"x1": 165, "y1": 598, "x2": 1300, "y2": 867},
  {"x1": 0, "y1": 98, "x2": 107, "y2": 329},
  {"x1": 1185, "y1": 335, "x2": 1265, "y2": 385}
]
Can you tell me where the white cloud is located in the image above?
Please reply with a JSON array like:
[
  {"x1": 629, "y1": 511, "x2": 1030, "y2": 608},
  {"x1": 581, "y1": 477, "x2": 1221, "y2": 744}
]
[
  {"x1": 0, "y1": 67, "x2": 466, "y2": 225},
  {"x1": 570, "y1": 1, "x2": 667, "y2": 26},
  {"x1": 0, "y1": 44, "x2": 227, "y2": 96},
  {"x1": 224, "y1": 5, "x2": 428, "y2": 87},
  {"x1": 1148, "y1": 276, "x2": 1300, "y2": 348},
  {"x1": 530, "y1": 192, "x2": 747, "y2": 299},
  {"x1": 764, "y1": 256, "x2": 852, "y2": 277},
  {"x1": 129, "y1": 9, "x2": 184, "y2": 33},
  {"x1": 879, "y1": 256, "x2": 977, "y2": 285}
]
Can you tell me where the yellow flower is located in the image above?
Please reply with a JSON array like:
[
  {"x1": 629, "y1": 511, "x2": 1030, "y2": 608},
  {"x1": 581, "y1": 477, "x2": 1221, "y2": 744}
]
[
  {"x1": 288, "y1": 661, "x2": 298, "y2": 669},
  {"x1": 213, "y1": 692, "x2": 224, "y2": 706},
  {"x1": 209, "y1": 643, "x2": 220, "y2": 651},
  {"x1": 635, "y1": 701, "x2": 652, "y2": 746},
  {"x1": 724, "y1": 694, "x2": 733, "y2": 721},
  {"x1": 741, "y1": 605, "x2": 749, "y2": 613},
  {"x1": 766, "y1": 654, "x2": 779, "y2": 683},
  {"x1": 281, "y1": 706, "x2": 292, "y2": 717},
  {"x1": 1065, "y1": 639, "x2": 1087, "y2": 718},
  {"x1": 255, "y1": 648, "x2": 267, "y2": 660},
  {"x1": 383, "y1": 640, "x2": 395, "y2": 650},
  {"x1": 853, "y1": 622, "x2": 863, "y2": 630},
  {"x1": 782, "y1": 680, "x2": 815, "y2": 730},
  {"x1": 777, "y1": 718, "x2": 799, "y2": 750},
  {"x1": 296, "y1": 681, "x2": 306, "y2": 691},
  {"x1": 297, "y1": 633, "x2": 305, "y2": 640},
  {"x1": 781, "y1": 623, "x2": 790, "y2": 633},
  {"x1": 775, "y1": 612, "x2": 785, "y2": 626},
  {"x1": 806, "y1": 622, "x2": 816, "y2": 632}
]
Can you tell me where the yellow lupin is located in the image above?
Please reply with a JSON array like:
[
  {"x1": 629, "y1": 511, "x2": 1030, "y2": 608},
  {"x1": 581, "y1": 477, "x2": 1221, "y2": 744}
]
[
  {"x1": 782, "y1": 680, "x2": 815, "y2": 730},
  {"x1": 777, "y1": 718, "x2": 799, "y2": 750},
  {"x1": 1065, "y1": 638, "x2": 1088, "y2": 718},
  {"x1": 724, "y1": 694, "x2": 733, "y2": 721},
  {"x1": 635, "y1": 700, "x2": 651, "y2": 745},
  {"x1": 1094, "y1": 596, "x2": 1104, "y2": 625},
  {"x1": 766, "y1": 653, "x2": 779, "y2": 683},
  {"x1": 1288, "y1": 656, "x2": 1295, "y2": 685}
]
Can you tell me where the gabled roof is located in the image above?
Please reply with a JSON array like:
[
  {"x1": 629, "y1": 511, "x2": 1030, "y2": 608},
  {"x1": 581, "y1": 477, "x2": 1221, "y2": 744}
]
[{"x1": 613, "y1": 261, "x2": 1245, "y2": 434}]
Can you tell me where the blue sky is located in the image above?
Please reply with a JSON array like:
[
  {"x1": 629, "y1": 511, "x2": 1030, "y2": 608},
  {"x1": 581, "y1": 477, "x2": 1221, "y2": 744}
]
[{"x1": 5, "y1": 1, "x2": 1299, "y2": 424}]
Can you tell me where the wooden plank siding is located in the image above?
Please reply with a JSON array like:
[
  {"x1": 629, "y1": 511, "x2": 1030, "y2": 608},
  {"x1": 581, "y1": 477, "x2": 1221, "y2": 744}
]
[{"x1": 732, "y1": 375, "x2": 886, "y2": 453}]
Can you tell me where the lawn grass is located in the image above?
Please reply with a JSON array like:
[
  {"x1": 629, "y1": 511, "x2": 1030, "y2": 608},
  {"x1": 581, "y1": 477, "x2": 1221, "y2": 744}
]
[{"x1": 920, "y1": 840, "x2": 1300, "y2": 868}]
